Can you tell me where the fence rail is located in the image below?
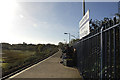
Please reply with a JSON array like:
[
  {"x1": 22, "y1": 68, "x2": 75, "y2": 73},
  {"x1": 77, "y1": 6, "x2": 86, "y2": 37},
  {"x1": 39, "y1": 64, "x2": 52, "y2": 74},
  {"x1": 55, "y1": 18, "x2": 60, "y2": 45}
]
[{"x1": 74, "y1": 23, "x2": 120, "y2": 79}]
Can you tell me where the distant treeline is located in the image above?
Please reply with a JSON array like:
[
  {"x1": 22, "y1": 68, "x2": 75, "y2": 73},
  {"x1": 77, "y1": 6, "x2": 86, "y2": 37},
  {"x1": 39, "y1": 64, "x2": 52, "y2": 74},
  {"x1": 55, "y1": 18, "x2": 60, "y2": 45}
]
[{"x1": 2, "y1": 42, "x2": 57, "y2": 51}]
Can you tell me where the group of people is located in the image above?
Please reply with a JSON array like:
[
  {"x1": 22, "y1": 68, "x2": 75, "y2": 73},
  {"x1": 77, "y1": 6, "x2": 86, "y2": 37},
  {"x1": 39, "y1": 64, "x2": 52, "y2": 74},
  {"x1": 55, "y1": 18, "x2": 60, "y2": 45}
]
[{"x1": 60, "y1": 45, "x2": 77, "y2": 67}]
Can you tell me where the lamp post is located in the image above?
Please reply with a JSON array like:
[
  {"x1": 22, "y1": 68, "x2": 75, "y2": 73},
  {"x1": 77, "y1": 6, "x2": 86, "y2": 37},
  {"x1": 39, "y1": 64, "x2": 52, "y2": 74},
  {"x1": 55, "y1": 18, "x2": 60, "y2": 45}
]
[
  {"x1": 64, "y1": 33, "x2": 77, "y2": 44},
  {"x1": 64, "y1": 39, "x2": 67, "y2": 44},
  {"x1": 64, "y1": 33, "x2": 70, "y2": 44}
]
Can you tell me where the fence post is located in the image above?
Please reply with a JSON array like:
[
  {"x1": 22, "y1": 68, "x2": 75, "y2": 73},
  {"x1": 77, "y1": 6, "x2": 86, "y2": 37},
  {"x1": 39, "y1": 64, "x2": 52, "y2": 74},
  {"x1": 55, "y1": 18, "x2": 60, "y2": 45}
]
[
  {"x1": 113, "y1": 16, "x2": 116, "y2": 79},
  {"x1": 100, "y1": 27, "x2": 103, "y2": 80}
]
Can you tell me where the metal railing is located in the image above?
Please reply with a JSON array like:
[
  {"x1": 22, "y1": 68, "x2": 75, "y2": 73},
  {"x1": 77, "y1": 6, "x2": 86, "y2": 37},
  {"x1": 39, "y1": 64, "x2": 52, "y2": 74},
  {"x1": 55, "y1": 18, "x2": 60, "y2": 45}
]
[{"x1": 74, "y1": 22, "x2": 120, "y2": 79}]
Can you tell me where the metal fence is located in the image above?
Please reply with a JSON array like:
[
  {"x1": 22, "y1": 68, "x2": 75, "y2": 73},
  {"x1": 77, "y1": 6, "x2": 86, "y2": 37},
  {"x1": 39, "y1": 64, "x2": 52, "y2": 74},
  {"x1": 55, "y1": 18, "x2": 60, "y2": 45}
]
[{"x1": 74, "y1": 22, "x2": 120, "y2": 79}]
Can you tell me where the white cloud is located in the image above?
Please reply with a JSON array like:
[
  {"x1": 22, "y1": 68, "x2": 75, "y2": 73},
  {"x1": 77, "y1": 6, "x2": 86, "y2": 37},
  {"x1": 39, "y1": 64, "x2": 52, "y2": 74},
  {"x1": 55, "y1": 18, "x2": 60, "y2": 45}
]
[
  {"x1": 19, "y1": 14, "x2": 24, "y2": 18},
  {"x1": 33, "y1": 23, "x2": 38, "y2": 27}
]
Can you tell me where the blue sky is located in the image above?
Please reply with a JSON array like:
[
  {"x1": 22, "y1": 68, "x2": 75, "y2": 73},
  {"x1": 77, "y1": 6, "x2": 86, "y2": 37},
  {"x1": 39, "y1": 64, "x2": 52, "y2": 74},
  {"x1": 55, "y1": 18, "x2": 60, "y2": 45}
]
[{"x1": 0, "y1": 1, "x2": 118, "y2": 45}]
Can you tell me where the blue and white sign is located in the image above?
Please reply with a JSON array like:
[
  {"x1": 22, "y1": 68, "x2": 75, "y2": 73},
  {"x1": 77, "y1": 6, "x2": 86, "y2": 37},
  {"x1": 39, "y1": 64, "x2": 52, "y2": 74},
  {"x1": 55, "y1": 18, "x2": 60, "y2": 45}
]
[{"x1": 79, "y1": 10, "x2": 90, "y2": 39}]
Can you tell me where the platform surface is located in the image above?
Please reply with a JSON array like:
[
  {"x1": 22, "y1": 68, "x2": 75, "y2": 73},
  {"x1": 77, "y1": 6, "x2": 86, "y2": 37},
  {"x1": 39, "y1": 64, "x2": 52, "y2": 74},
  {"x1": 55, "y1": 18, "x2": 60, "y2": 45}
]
[{"x1": 8, "y1": 50, "x2": 82, "y2": 79}]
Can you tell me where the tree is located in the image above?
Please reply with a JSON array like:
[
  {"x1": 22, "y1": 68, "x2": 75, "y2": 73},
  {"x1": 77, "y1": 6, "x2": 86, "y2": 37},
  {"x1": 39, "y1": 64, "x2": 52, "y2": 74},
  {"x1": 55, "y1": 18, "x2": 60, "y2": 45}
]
[
  {"x1": 70, "y1": 39, "x2": 80, "y2": 44},
  {"x1": 58, "y1": 42, "x2": 64, "y2": 49}
]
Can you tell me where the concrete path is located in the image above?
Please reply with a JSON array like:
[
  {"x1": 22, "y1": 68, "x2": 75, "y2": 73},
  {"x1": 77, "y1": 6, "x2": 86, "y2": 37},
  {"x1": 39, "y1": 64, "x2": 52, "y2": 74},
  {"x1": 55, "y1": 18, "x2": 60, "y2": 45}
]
[{"x1": 8, "y1": 50, "x2": 82, "y2": 79}]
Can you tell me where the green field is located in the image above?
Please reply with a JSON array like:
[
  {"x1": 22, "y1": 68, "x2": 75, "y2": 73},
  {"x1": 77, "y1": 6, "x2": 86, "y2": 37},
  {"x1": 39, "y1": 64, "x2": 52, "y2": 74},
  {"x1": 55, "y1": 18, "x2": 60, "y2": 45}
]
[
  {"x1": 2, "y1": 50, "x2": 35, "y2": 63},
  {"x1": 1, "y1": 43, "x2": 58, "y2": 76},
  {"x1": 2, "y1": 50, "x2": 37, "y2": 75},
  {"x1": 2, "y1": 49, "x2": 58, "y2": 76}
]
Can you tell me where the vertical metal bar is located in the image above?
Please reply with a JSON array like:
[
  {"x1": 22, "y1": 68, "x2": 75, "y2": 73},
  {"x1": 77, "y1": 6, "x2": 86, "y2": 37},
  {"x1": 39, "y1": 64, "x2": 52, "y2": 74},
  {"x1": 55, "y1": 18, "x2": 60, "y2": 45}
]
[
  {"x1": 98, "y1": 30, "x2": 101, "y2": 80},
  {"x1": 113, "y1": 18, "x2": 116, "y2": 79},
  {"x1": 118, "y1": 26, "x2": 120, "y2": 78},
  {"x1": 113, "y1": 28, "x2": 116, "y2": 78},
  {"x1": 95, "y1": 31, "x2": 98, "y2": 79},
  {"x1": 109, "y1": 29, "x2": 112, "y2": 79},
  {"x1": 81, "y1": 41, "x2": 83, "y2": 76},
  {"x1": 96, "y1": 29, "x2": 99, "y2": 79},
  {"x1": 119, "y1": 25, "x2": 120, "y2": 79},
  {"x1": 87, "y1": 38, "x2": 89, "y2": 78},
  {"x1": 101, "y1": 27, "x2": 103, "y2": 80},
  {"x1": 69, "y1": 33, "x2": 70, "y2": 44},
  {"x1": 91, "y1": 37, "x2": 92, "y2": 78},
  {"x1": 83, "y1": 40, "x2": 85, "y2": 77},
  {"x1": 102, "y1": 30, "x2": 105, "y2": 79},
  {"x1": 115, "y1": 25, "x2": 119, "y2": 79},
  {"x1": 104, "y1": 30, "x2": 107, "y2": 79},
  {"x1": 95, "y1": 30, "x2": 97, "y2": 78},
  {"x1": 109, "y1": 19, "x2": 112, "y2": 79},
  {"x1": 80, "y1": 42, "x2": 82, "y2": 75}
]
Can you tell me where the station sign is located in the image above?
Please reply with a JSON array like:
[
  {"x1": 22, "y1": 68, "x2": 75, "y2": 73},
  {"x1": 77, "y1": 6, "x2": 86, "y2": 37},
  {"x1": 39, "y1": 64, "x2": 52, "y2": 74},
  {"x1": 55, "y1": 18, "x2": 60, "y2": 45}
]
[{"x1": 79, "y1": 10, "x2": 90, "y2": 39}]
